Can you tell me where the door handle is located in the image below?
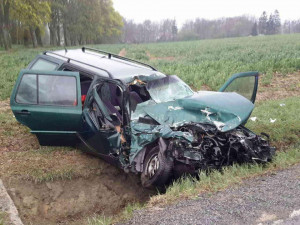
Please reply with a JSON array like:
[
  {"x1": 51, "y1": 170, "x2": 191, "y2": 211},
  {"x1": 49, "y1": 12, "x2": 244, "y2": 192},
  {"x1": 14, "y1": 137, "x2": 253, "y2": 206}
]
[{"x1": 16, "y1": 110, "x2": 31, "y2": 115}]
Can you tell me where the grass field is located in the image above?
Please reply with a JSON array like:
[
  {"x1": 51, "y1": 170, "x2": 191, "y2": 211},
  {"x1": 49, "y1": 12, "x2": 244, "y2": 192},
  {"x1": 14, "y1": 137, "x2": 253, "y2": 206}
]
[
  {"x1": 0, "y1": 34, "x2": 300, "y2": 224},
  {"x1": 1, "y1": 34, "x2": 300, "y2": 100}
]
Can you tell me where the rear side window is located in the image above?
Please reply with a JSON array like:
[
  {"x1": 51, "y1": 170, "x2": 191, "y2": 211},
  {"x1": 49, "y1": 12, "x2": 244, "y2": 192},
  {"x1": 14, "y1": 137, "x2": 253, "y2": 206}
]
[
  {"x1": 16, "y1": 74, "x2": 77, "y2": 106},
  {"x1": 16, "y1": 74, "x2": 37, "y2": 104},
  {"x1": 39, "y1": 75, "x2": 77, "y2": 106},
  {"x1": 31, "y1": 59, "x2": 57, "y2": 71}
]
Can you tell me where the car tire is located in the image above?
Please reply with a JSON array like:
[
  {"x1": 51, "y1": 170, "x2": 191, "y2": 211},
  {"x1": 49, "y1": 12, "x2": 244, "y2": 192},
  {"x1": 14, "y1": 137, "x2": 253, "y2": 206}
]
[{"x1": 141, "y1": 145, "x2": 173, "y2": 188}]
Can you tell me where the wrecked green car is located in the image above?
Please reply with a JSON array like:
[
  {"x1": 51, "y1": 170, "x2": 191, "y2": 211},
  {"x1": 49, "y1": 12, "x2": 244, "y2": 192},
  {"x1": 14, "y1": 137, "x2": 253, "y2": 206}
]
[{"x1": 10, "y1": 47, "x2": 275, "y2": 187}]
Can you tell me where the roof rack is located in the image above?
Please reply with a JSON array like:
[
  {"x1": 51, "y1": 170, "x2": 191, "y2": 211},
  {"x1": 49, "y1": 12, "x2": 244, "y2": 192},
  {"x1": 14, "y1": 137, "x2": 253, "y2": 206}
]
[
  {"x1": 82, "y1": 47, "x2": 157, "y2": 71},
  {"x1": 44, "y1": 51, "x2": 113, "y2": 78}
]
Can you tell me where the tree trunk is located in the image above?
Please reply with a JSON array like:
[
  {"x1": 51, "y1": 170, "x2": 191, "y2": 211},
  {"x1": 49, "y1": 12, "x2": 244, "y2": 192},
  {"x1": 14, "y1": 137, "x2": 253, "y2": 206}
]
[
  {"x1": 49, "y1": 24, "x2": 57, "y2": 46},
  {"x1": 30, "y1": 27, "x2": 38, "y2": 48},
  {"x1": 23, "y1": 29, "x2": 30, "y2": 47},
  {"x1": 35, "y1": 27, "x2": 43, "y2": 47},
  {"x1": 0, "y1": 0, "x2": 11, "y2": 50},
  {"x1": 4, "y1": 1, "x2": 11, "y2": 49},
  {"x1": 0, "y1": 29, "x2": 8, "y2": 50},
  {"x1": 63, "y1": 22, "x2": 68, "y2": 46},
  {"x1": 56, "y1": 24, "x2": 61, "y2": 46}
]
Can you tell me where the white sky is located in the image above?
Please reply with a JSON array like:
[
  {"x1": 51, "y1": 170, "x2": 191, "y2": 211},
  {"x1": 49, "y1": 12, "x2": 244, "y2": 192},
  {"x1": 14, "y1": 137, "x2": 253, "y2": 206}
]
[{"x1": 113, "y1": 0, "x2": 300, "y2": 27}]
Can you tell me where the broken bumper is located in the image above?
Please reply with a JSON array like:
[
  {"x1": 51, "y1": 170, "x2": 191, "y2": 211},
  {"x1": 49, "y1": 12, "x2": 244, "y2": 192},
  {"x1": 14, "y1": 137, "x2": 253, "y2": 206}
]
[{"x1": 168, "y1": 125, "x2": 276, "y2": 171}]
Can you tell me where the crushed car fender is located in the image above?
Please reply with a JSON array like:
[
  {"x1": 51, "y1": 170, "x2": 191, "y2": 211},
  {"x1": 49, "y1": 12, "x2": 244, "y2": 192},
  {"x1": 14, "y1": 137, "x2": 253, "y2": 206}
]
[{"x1": 129, "y1": 122, "x2": 194, "y2": 163}]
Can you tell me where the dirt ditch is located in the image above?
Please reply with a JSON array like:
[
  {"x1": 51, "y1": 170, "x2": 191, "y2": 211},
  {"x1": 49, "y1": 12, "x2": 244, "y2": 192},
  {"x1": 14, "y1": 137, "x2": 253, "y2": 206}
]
[
  {"x1": 4, "y1": 170, "x2": 154, "y2": 225},
  {"x1": 0, "y1": 105, "x2": 154, "y2": 224}
]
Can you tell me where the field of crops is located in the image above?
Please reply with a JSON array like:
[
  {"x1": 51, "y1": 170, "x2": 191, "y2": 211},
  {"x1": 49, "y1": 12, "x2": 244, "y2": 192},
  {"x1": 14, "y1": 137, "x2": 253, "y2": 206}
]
[
  {"x1": 1, "y1": 34, "x2": 300, "y2": 100},
  {"x1": 0, "y1": 34, "x2": 300, "y2": 225}
]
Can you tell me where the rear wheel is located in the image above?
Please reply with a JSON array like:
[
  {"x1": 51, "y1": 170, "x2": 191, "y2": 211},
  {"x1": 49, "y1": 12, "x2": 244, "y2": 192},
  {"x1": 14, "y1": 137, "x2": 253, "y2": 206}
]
[{"x1": 141, "y1": 146, "x2": 173, "y2": 188}]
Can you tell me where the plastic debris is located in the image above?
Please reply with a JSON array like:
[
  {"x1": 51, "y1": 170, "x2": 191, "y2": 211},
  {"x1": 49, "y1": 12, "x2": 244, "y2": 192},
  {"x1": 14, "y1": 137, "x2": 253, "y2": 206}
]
[
  {"x1": 270, "y1": 118, "x2": 277, "y2": 123},
  {"x1": 250, "y1": 117, "x2": 257, "y2": 122},
  {"x1": 279, "y1": 103, "x2": 285, "y2": 107}
]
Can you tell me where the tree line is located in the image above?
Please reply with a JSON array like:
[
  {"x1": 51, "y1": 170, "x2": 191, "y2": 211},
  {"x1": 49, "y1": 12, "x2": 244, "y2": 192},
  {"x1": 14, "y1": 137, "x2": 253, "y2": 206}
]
[
  {"x1": 0, "y1": 0, "x2": 122, "y2": 50},
  {"x1": 1, "y1": 3, "x2": 300, "y2": 50},
  {"x1": 122, "y1": 10, "x2": 293, "y2": 43}
]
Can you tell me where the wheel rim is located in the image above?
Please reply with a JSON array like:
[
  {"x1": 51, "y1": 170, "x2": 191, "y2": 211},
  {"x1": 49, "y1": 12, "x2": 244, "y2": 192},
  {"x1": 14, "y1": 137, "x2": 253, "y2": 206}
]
[{"x1": 146, "y1": 154, "x2": 160, "y2": 178}]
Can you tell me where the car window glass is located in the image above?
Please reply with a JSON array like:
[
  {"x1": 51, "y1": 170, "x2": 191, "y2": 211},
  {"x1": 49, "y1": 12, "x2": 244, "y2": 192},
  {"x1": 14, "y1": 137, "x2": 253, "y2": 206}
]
[
  {"x1": 146, "y1": 75, "x2": 194, "y2": 103},
  {"x1": 16, "y1": 74, "x2": 37, "y2": 104},
  {"x1": 223, "y1": 76, "x2": 255, "y2": 101},
  {"x1": 38, "y1": 75, "x2": 77, "y2": 106},
  {"x1": 31, "y1": 59, "x2": 57, "y2": 71}
]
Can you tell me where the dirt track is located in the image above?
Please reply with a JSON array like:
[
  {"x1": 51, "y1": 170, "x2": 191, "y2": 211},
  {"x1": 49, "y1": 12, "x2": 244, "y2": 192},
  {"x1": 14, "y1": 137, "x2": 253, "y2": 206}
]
[
  {"x1": 123, "y1": 163, "x2": 300, "y2": 225},
  {"x1": 4, "y1": 166, "x2": 154, "y2": 225}
]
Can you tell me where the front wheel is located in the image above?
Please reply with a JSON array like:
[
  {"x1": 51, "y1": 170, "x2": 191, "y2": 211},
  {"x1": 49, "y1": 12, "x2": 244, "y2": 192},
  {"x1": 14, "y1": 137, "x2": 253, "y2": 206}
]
[{"x1": 141, "y1": 146, "x2": 173, "y2": 188}]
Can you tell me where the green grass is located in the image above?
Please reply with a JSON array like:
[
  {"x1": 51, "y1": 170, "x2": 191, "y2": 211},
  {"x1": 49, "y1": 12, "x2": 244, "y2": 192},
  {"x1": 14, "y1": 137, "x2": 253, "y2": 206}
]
[
  {"x1": 87, "y1": 214, "x2": 113, "y2": 225},
  {"x1": 0, "y1": 211, "x2": 9, "y2": 225},
  {"x1": 246, "y1": 97, "x2": 300, "y2": 149},
  {"x1": 86, "y1": 202, "x2": 144, "y2": 225},
  {"x1": 1, "y1": 34, "x2": 300, "y2": 100}
]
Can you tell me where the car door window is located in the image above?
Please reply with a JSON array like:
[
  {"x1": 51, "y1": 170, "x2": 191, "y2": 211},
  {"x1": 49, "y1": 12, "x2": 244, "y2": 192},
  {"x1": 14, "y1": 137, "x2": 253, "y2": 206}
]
[
  {"x1": 31, "y1": 59, "x2": 58, "y2": 71},
  {"x1": 16, "y1": 74, "x2": 37, "y2": 104},
  {"x1": 222, "y1": 76, "x2": 255, "y2": 101},
  {"x1": 15, "y1": 73, "x2": 77, "y2": 106},
  {"x1": 39, "y1": 75, "x2": 77, "y2": 106},
  {"x1": 219, "y1": 72, "x2": 259, "y2": 103}
]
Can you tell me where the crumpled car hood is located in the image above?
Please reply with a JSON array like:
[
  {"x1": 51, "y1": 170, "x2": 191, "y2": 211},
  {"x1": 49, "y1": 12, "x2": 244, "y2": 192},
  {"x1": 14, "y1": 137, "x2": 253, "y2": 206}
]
[{"x1": 135, "y1": 91, "x2": 254, "y2": 132}]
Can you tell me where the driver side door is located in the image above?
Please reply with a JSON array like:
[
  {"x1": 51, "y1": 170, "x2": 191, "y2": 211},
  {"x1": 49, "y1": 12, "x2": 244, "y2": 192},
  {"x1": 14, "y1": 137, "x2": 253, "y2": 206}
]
[{"x1": 78, "y1": 79, "x2": 128, "y2": 160}]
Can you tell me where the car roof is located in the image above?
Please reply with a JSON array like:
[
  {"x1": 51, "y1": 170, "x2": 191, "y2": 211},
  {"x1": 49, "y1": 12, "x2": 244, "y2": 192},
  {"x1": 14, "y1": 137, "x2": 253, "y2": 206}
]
[{"x1": 45, "y1": 48, "x2": 165, "y2": 82}]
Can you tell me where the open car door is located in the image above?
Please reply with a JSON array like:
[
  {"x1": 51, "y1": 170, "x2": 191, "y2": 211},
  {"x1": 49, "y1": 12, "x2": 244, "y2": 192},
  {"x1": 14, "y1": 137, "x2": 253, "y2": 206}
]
[
  {"x1": 219, "y1": 71, "x2": 259, "y2": 103},
  {"x1": 10, "y1": 69, "x2": 82, "y2": 146},
  {"x1": 78, "y1": 79, "x2": 128, "y2": 163}
]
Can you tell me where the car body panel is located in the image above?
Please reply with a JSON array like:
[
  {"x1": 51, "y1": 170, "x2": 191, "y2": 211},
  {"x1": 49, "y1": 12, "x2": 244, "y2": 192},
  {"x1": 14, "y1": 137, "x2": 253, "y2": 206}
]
[
  {"x1": 10, "y1": 69, "x2": 82, "y2": 145},
  {"x1": 129, "y1": 91, "x2": 255, "y2": 163},
  {"x1": 49, "y1": 49, "x2": 166, "y2": 81}
]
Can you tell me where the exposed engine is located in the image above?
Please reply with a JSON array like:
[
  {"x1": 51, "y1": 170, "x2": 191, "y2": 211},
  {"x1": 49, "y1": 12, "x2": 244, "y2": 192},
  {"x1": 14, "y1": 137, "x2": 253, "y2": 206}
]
[{"x1": 171, "y1": 123, "x2": 276, "y2": 171}]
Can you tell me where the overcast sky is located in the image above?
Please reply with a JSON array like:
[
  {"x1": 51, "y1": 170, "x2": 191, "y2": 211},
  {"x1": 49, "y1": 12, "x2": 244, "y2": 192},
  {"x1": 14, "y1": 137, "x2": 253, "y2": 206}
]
[{"x1": 113, "y1": 0, "x2": 300, "y2": 27}]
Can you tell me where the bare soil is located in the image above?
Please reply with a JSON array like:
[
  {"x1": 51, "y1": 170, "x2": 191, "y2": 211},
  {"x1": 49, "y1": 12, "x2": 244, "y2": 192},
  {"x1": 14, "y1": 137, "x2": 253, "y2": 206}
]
[
  {"x1": 0, "y1": 99, "x2": 10, "y2": 113},
  {"x1": 118, "y1": 48, "x2": 127, "y2": 57},
  {"x1": 256, "y1": 72, "x2": 300, "y2": 102},
  {"x1": 4, "y1": 171, "x2": 153, "y2": 225},
  {"x1": 146, "y1": 51, "x2": 176, "y2": 61}
]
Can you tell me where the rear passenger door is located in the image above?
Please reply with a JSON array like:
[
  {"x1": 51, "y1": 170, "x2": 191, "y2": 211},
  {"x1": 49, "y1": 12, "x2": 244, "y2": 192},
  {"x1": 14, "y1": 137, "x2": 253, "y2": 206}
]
[{"x1": 10, "y1": 69, "x2": 83, "y2": 146}]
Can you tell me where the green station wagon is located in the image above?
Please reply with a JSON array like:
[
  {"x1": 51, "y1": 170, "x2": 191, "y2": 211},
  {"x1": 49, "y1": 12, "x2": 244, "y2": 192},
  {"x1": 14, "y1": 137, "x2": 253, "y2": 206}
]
[{"x1": 11, "y1": 47, "x2": 275, "y2": 187}]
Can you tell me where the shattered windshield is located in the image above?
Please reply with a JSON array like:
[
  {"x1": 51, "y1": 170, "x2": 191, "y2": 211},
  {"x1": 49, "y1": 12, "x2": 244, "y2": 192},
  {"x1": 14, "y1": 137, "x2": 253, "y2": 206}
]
[{"x1": 146, "y1": 75, "x2": 194, "y2": 103}]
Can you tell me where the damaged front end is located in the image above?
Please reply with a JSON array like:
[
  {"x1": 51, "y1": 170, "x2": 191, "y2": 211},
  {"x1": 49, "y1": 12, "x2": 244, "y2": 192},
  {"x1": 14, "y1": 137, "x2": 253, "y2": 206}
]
[
  {"x1": 130, "y1": 121, "x2": 275, "y2": 177},
  {"x1": 169, "y1": 123, "x2": 275, "y2": 174},
  {"x1": 127, "y1": 74, "x2": 276, "y2": 187}
]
